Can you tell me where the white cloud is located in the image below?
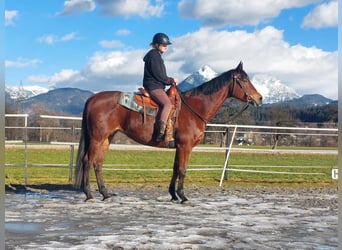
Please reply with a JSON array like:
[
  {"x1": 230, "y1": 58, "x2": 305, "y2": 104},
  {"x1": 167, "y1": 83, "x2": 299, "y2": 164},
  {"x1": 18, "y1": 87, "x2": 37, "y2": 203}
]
[
  {"x1": 86, "y1": 51, "x2": 128, "y2": 75},
  {"x1": 302, "y1": 0, "x2": 338, "y2": 28},
  {"x1": 96, "y1": 0, "x2": 165, "y2": 17},
  {"x1": 61, "y1": 32, "x2": 78, "y2": 41},
  {"x1": 167, "y1": 27, "x2": 337, "y2": 99},
  {"x1": 5, "y1": 57, "x2": 41, "y2": 68},
  {"x1": 57, "y1": 0, "x2": 164, "y2": 17},
  {"x1": 178, "y1": 0, "x2": 318, "y2": 27},
  {"x1": 37, "y1": 32, "x2": 78, "y2": 45},
  {"x1": 27, "y1": 50, "x2": 145, "y2": 91},
  {"x1": 116, "y1": 29, "x2": 131, "y2": 36},
  {"x1": 85, "y1": 50, "x2": 144, "y2": 77},
  {"x1": 26, "y1": 75, "x2": 51, "y2": 84},
  {"x1": 99, "y1": 40, "x2": 125, "y2": 48},
  {"x1": 5, "y1": 10, "x2": 19, "y2": 26},
  {"x1": 26, "y1": 27, "x2": 337, "y2": 99},
  {"x1": 37, "y1": 35, "x2": 55, "y2": 45},
  {"x1": 27, "y1": 69, "x2": 85, "y2": 88},
  {"x1": 57, "y1": 0, "x2": 96, "y2": 16},
  {"x1": 79, "y1": 50, "x2": 145, "y2": 91}
]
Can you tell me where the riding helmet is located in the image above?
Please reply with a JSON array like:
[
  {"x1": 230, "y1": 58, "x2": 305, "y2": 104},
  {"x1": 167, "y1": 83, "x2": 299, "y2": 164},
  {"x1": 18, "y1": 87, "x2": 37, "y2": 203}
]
[{"x1": 152, "y1": 33, "x2": 172, "y2": 45}]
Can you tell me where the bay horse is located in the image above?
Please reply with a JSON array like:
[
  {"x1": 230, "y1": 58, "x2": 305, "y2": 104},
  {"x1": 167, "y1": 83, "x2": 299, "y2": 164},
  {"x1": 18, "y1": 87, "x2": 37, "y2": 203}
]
[{"x1": 74, "y1": 62, "x2": 262, "y2": 203}]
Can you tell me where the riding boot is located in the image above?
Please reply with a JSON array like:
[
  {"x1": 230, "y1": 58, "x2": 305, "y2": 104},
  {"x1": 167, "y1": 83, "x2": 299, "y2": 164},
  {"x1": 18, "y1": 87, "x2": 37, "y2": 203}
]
[{"x1": 155, "y1": 120, "x2": 167, "y2": 142}]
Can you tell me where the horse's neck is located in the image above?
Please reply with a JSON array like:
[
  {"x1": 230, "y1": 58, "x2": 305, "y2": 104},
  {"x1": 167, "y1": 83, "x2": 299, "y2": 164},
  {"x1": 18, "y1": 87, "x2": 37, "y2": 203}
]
[{"x1": 186, "y1": 84, "x2": 230, "y2": 122}]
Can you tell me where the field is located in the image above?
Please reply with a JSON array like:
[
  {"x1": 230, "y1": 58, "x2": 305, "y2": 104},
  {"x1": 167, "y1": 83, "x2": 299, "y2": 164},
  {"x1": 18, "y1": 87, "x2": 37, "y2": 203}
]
[{"x1": 5, "y1": 145, "x2": 338, "y2": 188}]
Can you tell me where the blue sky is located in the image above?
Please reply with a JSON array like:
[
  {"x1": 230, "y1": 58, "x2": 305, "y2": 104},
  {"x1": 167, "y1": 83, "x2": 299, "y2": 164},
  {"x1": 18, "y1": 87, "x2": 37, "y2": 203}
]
[{"x1": 5, "y1": 0, "x2": 338, "y2": 99}]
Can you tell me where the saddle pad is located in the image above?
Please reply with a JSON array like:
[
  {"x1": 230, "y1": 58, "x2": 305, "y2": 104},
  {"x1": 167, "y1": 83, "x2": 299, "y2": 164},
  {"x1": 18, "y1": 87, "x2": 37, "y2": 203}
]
[{"x1": 119, "y1": 92, "x2": 157, "y2": 116}]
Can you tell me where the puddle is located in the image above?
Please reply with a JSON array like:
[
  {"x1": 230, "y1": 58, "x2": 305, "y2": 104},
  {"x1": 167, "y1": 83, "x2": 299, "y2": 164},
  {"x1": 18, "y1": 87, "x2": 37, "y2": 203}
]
[{"x1": 5, "y1": 222, "x2": 43, "y2": 233}]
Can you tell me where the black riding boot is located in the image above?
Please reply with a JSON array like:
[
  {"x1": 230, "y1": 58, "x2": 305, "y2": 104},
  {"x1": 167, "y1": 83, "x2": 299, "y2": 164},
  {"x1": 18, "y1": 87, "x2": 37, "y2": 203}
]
[{"x1": 156, "y1": 120, "x2": 167, "y2": 142}]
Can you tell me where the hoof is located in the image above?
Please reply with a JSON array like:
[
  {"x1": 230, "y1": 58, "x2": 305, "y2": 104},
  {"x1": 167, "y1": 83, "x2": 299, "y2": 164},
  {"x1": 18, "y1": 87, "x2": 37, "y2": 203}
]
[
  {"x1": 181, "y1": 200, "x2": 192, "y2": 206},
  {"x1": 170, "y1": 198, "x2": 179, "y2": 203},
  {"x1": 85, "y1": 198, "x2": 96, "y2": 203},
  {"x1": 103, "y1": 196, "x2": 112, "y2": 202}
]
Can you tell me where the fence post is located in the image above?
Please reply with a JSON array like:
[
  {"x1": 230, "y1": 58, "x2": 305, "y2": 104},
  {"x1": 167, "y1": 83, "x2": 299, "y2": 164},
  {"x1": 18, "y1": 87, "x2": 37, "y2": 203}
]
[
  {"x1": 223, "y1": 127, "x2": 230, "y2": 180},
  {"x1": 24, "y1": 114, "x2": 28, "y2": 186},
  {"x1": 68, "y1": 125, "x2": 75, "y2": 182},
  {"x1": 219, "y1": 125, "x2": 237, "y2": 187}
]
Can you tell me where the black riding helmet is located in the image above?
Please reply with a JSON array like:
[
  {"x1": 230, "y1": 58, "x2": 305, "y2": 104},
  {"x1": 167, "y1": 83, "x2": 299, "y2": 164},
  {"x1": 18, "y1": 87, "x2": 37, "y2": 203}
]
[{"x1": 151, "y1": 33, "x2": 172, "y2": 45}]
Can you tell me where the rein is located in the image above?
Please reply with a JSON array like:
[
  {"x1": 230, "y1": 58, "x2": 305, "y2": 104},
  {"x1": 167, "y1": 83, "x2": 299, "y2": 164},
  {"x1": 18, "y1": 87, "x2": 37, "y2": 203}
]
[
  {"x1": 228, "y1": 102, "x2": 249, "y2": 121},
  {"x1": 178, "y1": 88, "x2": 210, "y2": 123},
  {"x1": 177, "y1": 73, "x2": 251, "y2": 124}
]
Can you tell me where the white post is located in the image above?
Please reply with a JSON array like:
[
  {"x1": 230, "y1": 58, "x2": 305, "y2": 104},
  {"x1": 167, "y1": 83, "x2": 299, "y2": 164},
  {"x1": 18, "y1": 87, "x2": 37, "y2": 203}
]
[
  {"x1": 24, "y1": 114, "x2": 28, "y2": 186},
  {"x1": 219, "y1": 125, "x2": 237, "y2": 187}
]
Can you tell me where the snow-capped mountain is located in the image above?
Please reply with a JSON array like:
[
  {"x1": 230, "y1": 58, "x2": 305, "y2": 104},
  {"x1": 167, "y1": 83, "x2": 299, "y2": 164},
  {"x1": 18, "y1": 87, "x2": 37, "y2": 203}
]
[
  {"x1": 178, "y1": 65, "x2": 300, "y2": 104},
  {"x1": 5, "y1": 66, "x2": 309, "y2": 106},
  {"x1": 178, "y1": 65, "x2": 217, "y2": 92},
  {"x1": 251, "y1": 74, "x2": 300, "y2": 104},
  {"x1": 5, "y1": 85, "x2": 49, "y2": 100}
]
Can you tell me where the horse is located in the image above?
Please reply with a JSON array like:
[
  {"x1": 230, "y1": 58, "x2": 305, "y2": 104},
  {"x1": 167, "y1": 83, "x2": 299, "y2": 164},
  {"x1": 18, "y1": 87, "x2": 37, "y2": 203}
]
[{"x1": 74, "y1": 62, "x2": 262, "y2": 203}]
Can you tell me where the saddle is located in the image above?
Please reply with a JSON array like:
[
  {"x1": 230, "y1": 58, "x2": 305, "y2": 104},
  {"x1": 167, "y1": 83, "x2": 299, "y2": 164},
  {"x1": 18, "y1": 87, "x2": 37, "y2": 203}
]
[
  {"x1": 135, "y1": 85, "x2": 180, "y2": 111},
  {"x1": 120, "y1": 85, "x2": 181, "y2": 145}
]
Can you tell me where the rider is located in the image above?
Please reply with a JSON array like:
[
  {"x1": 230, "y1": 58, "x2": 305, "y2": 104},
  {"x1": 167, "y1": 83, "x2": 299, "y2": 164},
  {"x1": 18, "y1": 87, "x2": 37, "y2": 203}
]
[{"x1": 143, "y1": 33, "x2": 179, "y2": 142}]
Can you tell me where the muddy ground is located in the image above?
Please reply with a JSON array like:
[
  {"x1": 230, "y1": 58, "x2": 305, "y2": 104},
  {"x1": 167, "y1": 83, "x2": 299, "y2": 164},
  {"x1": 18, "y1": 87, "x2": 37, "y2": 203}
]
[{"x1": 5, "y1": 185, "x2": 337, "y2": 249}]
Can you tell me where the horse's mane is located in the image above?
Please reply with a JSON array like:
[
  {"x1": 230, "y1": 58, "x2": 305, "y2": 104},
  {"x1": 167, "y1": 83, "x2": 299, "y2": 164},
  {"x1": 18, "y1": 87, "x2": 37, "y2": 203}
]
[{"x1": 181, "y1": 69, "x2": 236, "y2": 96}]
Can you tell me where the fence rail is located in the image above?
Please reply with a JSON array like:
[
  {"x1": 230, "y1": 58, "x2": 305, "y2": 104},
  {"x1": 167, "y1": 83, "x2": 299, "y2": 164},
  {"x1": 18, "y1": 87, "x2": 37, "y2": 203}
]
[{"x1": 5, "y1": 114, "x2": 338, "y2": 186}]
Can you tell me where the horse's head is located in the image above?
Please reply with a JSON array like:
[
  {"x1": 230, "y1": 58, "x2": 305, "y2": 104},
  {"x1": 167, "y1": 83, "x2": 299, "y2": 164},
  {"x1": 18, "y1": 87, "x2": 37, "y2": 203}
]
[{"x1": 229, "y1": 62, "x2": 262, "y2": 106}]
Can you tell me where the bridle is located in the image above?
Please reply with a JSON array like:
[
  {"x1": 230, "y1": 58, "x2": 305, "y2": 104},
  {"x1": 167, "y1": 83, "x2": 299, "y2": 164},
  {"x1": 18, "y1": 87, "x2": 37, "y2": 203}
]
[
  {"x1": 228, "y1": 74, "x2": 252, "y2": 120},
  {"x1": 178, "y1": 72, "x2": 253, "y2": 124},
  {"x1": 230, "y1": 73, "x2": 253, "y2": 103}
]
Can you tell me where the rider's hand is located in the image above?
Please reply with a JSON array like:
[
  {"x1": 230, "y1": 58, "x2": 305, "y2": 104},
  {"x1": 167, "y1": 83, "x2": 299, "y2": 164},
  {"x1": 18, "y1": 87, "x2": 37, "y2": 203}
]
[{"x1": 173, "y1": 78, "x2": 179, "y2": 85}]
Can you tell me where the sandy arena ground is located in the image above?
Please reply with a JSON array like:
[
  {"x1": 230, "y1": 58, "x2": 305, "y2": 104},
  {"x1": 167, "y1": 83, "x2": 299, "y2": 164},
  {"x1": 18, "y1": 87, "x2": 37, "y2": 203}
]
[{"x1": 5, "y1": 185, "x2": 337, "y2": 250}]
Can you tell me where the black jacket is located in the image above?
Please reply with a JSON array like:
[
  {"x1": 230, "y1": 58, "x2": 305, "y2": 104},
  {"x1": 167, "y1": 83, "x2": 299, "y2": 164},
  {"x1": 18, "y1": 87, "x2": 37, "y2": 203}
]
[{"x1": 143, "y1": 48, "x2": 174, "y2": 91}]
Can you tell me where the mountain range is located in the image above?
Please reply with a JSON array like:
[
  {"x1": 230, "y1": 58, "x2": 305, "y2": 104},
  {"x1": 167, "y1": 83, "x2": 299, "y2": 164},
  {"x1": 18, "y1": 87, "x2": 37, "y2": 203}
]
[
  {"x1": 6, "y1": 87, "x2": 93, "y2": 115},
  {"x1": 177, "y1": 65, "x2": 301, "y2": 104},
  {"x1": 5, "y1": 85, "x2": 49, "y2": 100},
  {"x1": 5, "y1": 65, "x2": 335, "y2": 115}
]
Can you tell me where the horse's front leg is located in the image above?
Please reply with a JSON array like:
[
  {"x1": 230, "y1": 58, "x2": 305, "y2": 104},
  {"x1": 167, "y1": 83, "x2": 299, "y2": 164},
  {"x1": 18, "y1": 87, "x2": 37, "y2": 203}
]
[
  {"x1": 177, "y1": 167, "x2": 188, "y2": 203},
  {"x1": 169, "y1": 166, "x2": 179, "y2": 202},
  {"x1": 169, "y1": 146, "x2": 192, "y2": 203}
]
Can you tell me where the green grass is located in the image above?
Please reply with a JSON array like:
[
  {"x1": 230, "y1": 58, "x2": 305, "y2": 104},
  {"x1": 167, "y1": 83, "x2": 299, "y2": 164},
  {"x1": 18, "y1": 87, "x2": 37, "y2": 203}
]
[{"x1": 5, "y1": 147, "x2": 338, "y2": 187}]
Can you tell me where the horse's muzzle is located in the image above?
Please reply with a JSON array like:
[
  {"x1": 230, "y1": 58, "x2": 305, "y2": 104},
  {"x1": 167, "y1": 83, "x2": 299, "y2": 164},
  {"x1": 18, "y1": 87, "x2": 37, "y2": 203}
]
[{"x1": 248, "y1": 94, "x2": 263, "y2": 106}]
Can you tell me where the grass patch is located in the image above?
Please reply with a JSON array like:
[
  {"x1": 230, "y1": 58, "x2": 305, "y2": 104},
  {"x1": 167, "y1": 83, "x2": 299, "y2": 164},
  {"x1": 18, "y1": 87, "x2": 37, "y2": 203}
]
[{"x1": 5, "y1": 147, "x2": 337, "y2": 188}]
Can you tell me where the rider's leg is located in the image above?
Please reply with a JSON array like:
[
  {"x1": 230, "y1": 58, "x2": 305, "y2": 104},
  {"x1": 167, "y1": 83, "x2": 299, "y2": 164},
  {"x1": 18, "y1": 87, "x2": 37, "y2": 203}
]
[{"x1": 149, "y1": 89, "x2": 172, "y2": 141}]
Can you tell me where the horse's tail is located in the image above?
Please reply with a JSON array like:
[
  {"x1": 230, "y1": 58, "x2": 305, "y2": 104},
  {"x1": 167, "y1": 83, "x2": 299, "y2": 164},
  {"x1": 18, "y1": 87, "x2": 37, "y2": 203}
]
[{"x1": 74, "y1": 102, "x2": 89, "y2": 189}]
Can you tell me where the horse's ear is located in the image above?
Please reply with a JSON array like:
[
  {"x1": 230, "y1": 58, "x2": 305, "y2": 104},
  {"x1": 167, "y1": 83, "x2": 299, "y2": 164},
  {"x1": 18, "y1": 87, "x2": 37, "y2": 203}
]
[{"x1": 236, "y1": 61, "x2": 243, "y2": 71}]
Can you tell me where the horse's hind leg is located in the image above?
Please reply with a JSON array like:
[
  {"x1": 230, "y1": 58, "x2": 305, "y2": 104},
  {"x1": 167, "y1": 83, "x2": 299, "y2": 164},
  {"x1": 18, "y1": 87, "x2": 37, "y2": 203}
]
[
  {"x1": 82, "y1": 154, "x2": 94, "y2": 201},
  {"x1": 94, "y1": 163, "x2": 111, "y2": 201},
  {"x1": 93, "y1": 139, "x2": 111, "y2": 201}
]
